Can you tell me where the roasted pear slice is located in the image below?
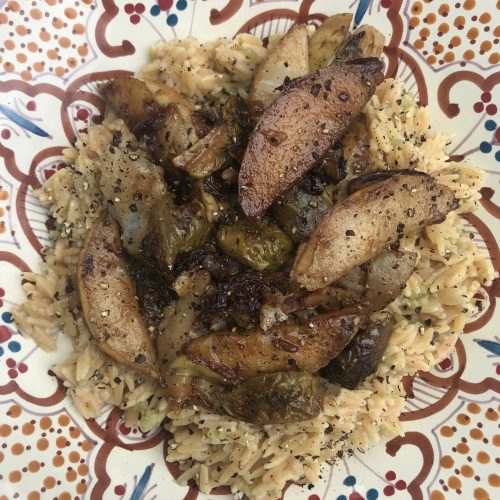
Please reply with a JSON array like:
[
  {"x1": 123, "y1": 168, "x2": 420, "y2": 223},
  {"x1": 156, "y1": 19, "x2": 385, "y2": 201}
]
[
  {"x1": 78, "y1": 213, "x2": 158, "y2": 378},
  {"x1": 184, "y1": 307, "x2": 366, "y2": 381},
  {"x1": 249, "y1": 24, "x2": 309, "y2": 113},
  {"x1": 239, "y1": 58, "x2": 384, "y2": 217},
  {"x1": 292, "y1": 173, "x2": 457, "y2": 290},
  {"x1": 337, "y1": 25, "x2": 386, "y2": 61},
  {"x1": 308, "y1": 13, "x2": 353, "y2": 71},
  {"x1": 223, "y1": 372, "x2": 326, "y2": 424}
]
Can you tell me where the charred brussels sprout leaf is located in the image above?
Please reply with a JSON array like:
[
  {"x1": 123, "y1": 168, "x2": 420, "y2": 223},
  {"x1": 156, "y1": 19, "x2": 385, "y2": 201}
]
[
  {"x1": 216, "y1": 217, "x2": 293, "y2": 271},
  {"x1": 223, "y1": 372, "x2": 326, "y2": 424}
]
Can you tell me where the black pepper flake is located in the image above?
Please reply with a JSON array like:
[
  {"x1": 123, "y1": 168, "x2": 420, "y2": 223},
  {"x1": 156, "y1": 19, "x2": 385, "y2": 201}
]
[
  {"x1": 133, "y1": 191, "x2": 143, "y2": 201},
  {"x1": 415, "y1": 306, "x2": 422, "y2": 314},
  {"x1": 324, "y1": 79, "x2": 332, "y2": 91},
  {"x1": 135, "y1": 354, "x2": 146, "y2": 364},
  {"x1": 345, "y1": 229, "x2": 355, "y2": 236},
  {"x1": 475, "y1": 299, "x2": 483, "y2": 311},
  {"x1": 129, "y1": 203, "x2": 138, "y2": 212},
  {"x1": 406, "y1": 208, "x2": 415, "y2": 218},
  {"x1": 396, "y1": 222, "x2": 405, "y2": 233},
  {"x1": 324, "y1": 425, "x2": 334, "y2": 434},
  {"x1": 424, "y1": 318, "x2": 432, "y2": 326},
  {"x1": 311, "y1": 83, "x2": 321, "y2": 97},
  {"x1": 112, "y1": 131, "x2": 122, "y2": 146},
  {"x1": 114, "y1": 377, "x2": 122, "y2": 384},
  {"x1": 287, "y1": 358, "x2": 297, "y2": 366},
  {"x1": 102, "y1": 330, "x2": 110, "y2": 341}
]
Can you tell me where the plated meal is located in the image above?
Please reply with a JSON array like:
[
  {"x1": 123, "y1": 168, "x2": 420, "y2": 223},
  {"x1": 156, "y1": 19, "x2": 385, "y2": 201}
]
[{"x1": 13, "y1": 11, "x2": 494, "y2": 499}]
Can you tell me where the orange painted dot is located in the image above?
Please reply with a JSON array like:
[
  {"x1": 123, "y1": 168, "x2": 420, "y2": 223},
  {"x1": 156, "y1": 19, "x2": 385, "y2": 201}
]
[
  {"x1": 58, "y1": 415, "x2": 70, "y2": 427},
  {"x1": 4, "y1": 40, "x2": 15, "y2": 50},
  {"x1": 21, "y1": 70, "x2": 32, "y2": 81},
  {"x1": 56, "y1": 436, "x2": 69, "y2": 448},
  {"x1": 27, "y1": 493, "x2": 40, "y2": 500},
  {"x1": 420, "y1": 27, "x2": 430, "y2": 37},
  {"x1": 69, "y1": 427, "x2": 81, "y2": 439},
  {"x1": 461, "y1": 465, "x2": 474, "y2": 477},
  {"x1": 77, "y1": 45, "x2": 89, "y2": 57},
  {"x1": 470, "y1": 428, "x2": 483, "y2": 439},
  {"x1": 430, "y1": 492, "x2": 445, "y2": 500},
  {"x1": 477, "y1": 451, "x2": 490, "y2": 464},
  {"x1": 485, "y1": 408, "x2": 498, "y2": 421},
  {"x1": 43, "y1": 476, "x2": 56, "y2": 489},
  {"x1": 450, "y1": 35, "x2": 461, "y2": 47},
  {"x1": 67, "y1": 57, "x2": 77, "y2": 68},
  {"x1": 454, "y1": 16, "x2": 466, "y2": 28},
  {"x1": 69, "y1": 451, "x2": 80, "y2": 463},
  {"x1": 479, "y1": 12, "x2": 491, "y2": 23},
  {"x1": 28, "y1": 460, "x2": 40, "y2": 473},
  {"x1": 489, "y1": 474, "x2": 500, "y2": 487},
  {"x1": 0, "y1": 190, "x2": 8, "y2": 200},
  {"x1": 45, "y1": 0, "x2": 58, "y2": 5},
  {"x1": 11, "y1": 443, "x2": 24, "y2": 455},
  {"x1": 438, "y1": 23, "x2": 449, "y2": 34},
  {"x1": 474, "y1": 488, "x2": 489, "y2": 500},
  {"x1": 40, "y1": 416, "x2": 52, "y2": 430},
  {"x1": 489, "y1": 53, "x2": 500, "y2": 64},
  {"x1": 52, "y1": 17, "x2": 64, "y2": 29},
  {"x1": 16, "y1": 53, "x2": 27, "y2": 63},
  {"x1": 468, "y1": 403, "x2": 481, "y2": 414},
  {"x1": 448, "y1": 476, "x2": 462, "y2": 490},
  {"x1": 52, "y1": 455, "x2": 64, "y2": 467},
  {"x1": 58, "y1": 37, "x2": 70, "y2": 49},
  {"x1": 15, "y1": 25, "x2": 27, "y2": 36},
  {"x1": 463, "y1": 50, "x2": 475, "y2": 60},
  {"x1": 0, "y1": 207, "x2": 4, "y2": 217},
  {"x1": 444, "y1": 51, "x2": 455, "y2": 62},
  {"x1": 440, "y1": 426, "x2": 454, "y2": 437},
  {"x1": 27, "y1": 42, "x2": 38, "y2": 52},
  {"x1": 8, "y1": 405, "x2": 21, "y2": 418},
  {"x1": 410, "y1": 17, "x2": 420, "y2": 28},
  {"x1": 81, "y1": 440, "x2": 92, "y2": 452},
  {"x1": 66, "y1": 470, "x2": 77, "y2": 482},
  {"x1": 412, "y1": 2, "x2": 423, "y2": 15},
  {"x1": 78, "y1": 464, "x2": 88, "y2": 476},
  {"x1": 438, "y1": 4, "x2": 450, "y2": 16},
  {"x1": 424, "y1": 13, "x2": 436, "y2": 24},
  {"x1": 40, "y1": 31, "x2": 51, "y2": 42},
  {"x1": 434, "y1": 43, "x2": 444, "y2": 54},
  {"x1": 7, "y1": 1, "x2": 20, "y2": 12},
  {"x1": 37, "y1": 438, "x2": 49, "y2": 451},
  {"x1": 463, "y1": 0, "x2": 476, "y2": 8},
  {"x1": 55, "y1": 66, "x2": 65, "y2": 77},
  {"x1": 480, "y1": 41, "x2": 492, "y2": 52},
  {"x1": 456, "y1": 442, "x2": 469, "y2": 454},
  {"x1": 414, "y1": 39, "x2": 424, "y2": 49},
  {"x1": 0, "y1": 13, "x2": 7, "y2": 24},
  {"x1": 0, "y1": 424, "x2": 12, "y2": 437},
  {"x1": 457, "y1": 413, "x2": 471, "y2": 425},
  {"x1": 64, "y1": 7, "x2": 77, "y2": 19},
  {"x1": 47, "y1": 49, "x2": 58, "y2": 60},
  {"x1": 0, "y1": 451, "x2": 4, "y2": 463},
  {"x1": 467, "y1": 27, "x2": 479, "y2": 40},
  {"x1": 30, "y1": 8, "x2": 43, "y2": 20},
  {"x1": 33, "y1": 61, "x2": 45, "y2": 72},
  {"x1": 441, "y1": 455, "x2": 454, "y2": 468},
  {"x1": 76, "y1": 483, "x2": 88, "y2": 495},
  {"x1": 9, "y1": 470, "x2": 22, "y2": 483},
  {"x1": 73, "y1": 23, "x2": 85, "y2": 35},
  {"x1": 494, "y1": 26, "x2": 500, "y2": 37},
  {"x1": 58, "y1": 493, "x2": 71, "y2": 500}
]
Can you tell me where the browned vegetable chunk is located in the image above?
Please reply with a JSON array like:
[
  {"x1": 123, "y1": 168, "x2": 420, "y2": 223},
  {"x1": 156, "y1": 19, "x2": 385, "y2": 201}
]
[
  {"x1": 365, "y1": 250, "x2": 417, "y2": 310},
  {"x1": 78, "y1": 213, "x2": 158, "y2": 378},
  {"x1": 320, "y1": 312, "x2": 393, "y2": 389},
  {"x1": 184, "y1": 308, "x2": 366, "y2": 381},
  {"x1": 239, "y1": 58, "x2": 384, "y2": 217},
  {"x1": 223, "y1": 372, "x2": 325, "y2": 424},
  {"x1": 337, "y1": 25, "x2": 386, "y2": 60},
  {"x1": 292, "y1": 173, "x2": 457, "y2": 290}
]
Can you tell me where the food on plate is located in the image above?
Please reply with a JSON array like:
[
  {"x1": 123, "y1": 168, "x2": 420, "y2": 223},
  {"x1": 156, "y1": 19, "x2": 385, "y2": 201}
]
[
  {"x1": 239, "y1": 58, "x2": 384, "y2": 217},
  {"x1": 13, "y1": 12, "x2": 494, "y2": 500}
]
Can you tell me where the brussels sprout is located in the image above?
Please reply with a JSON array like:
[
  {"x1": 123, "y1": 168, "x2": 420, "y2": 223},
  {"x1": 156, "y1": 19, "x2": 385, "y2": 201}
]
[
  {"x1": 144, "y1": 194, "x2": 212, "y2": 269},
  {"x1": 272, "y1": 185, "x2": 333, "y2": 242},
  {"x1": 223, "y1": 372, "x2": 326, "y2": 424},
  {"x1": 216, "y1": 217, "x2": 293, "y2": 271}
]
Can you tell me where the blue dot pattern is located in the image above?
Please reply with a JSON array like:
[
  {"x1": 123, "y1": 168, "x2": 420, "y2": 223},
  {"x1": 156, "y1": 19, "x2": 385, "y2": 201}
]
[
  {"x1": 480, "y1": 141, "x2": 492, "y2": 153},
  {"x1": 366, "y1": 488, "x2": 379, "y2": 500},
  {"x1": 8, "y1": 340, "x2": 21, "y2": 353},
  {"x1": 167, "y1": 13, "x2": 178, "y2": 26},
  {"x1": 336, "y1": 496, "x2": 347, "y2": 500},
  {"x1": 0, "y1": 346, "x2": 3, "y2": 356},
  {"x1": 495, "y1": 150, "x2": 500, "y2": 162},
  {"x1": 2, "y1": 311, "x2": 13, "y2": 323},
  {"x1": 485, "y1": 119, "x2": 496, "y2": 131},
  {"x1": 343, "y1": 475, "x2": 356, "y2": 487},
  {"x1": 150, "y1": 5, "x2": 161, "y2": 16},
  {"x1": 176, "y1": 0, "x2": 187, "y2": 10}
]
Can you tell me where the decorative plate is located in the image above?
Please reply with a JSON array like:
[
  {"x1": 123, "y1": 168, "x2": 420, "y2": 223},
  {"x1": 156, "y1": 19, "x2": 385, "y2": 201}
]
[{"x1": 0, "y1": 1, "x2": 499, "y2": 499}]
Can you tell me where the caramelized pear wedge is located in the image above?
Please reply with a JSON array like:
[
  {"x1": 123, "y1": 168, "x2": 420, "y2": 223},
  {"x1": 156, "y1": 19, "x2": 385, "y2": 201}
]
[
  {"x1": 239, "y1": 58, "x2": 384, "y2": 217},
  {"x1": 184, "y1": 308, "x2": 367, "y2": 382},
  {"x1": 223, "y1": 372, "x2": 326, "y2": 424},
  {"x1": 308, "y1": 13, "x2": 353, "y2": 71},
  {"x1": 337, "y1": 25, "x2": 386, "y2": 60},
  {"x1": 292, "y1": 173, "x2": 458, "y2": 290},
  {"x1": 78, "y1": 213, "x2": 158, "y2": 378},
  {"x1": 249, "y1": 24, "x2": 309, "y2": 113}
]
